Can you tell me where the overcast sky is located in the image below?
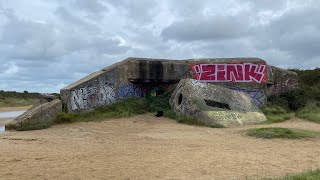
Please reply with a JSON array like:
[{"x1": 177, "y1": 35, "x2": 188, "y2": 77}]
[{"x1": 0, "y1": 0, "x2": 319, "y2": 93}]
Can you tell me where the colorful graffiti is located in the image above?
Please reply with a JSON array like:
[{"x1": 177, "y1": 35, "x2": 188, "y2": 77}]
[
  {"x1": 70, "y1": 84, "x2": 116, "y2": 110},
  {"x1": 114, "y1": 82, "x2": 145, "y2": 99},
  {"x1": 191, "y1": 63, "x2": 267, "y2": 83},
  {"x1": 226, "y1": 86, "x2": 266, "y2": 106},
  {"x1": 70, "y1": 82, "x2": 145, "y2": 110}
]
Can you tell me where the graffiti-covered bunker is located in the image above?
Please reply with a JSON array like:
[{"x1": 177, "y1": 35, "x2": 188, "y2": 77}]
[{"x1": 60, "y1": 57, "x2": 298, "y2": 126}]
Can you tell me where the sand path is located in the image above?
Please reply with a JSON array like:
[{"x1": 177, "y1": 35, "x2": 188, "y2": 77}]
[{"x1": 0, "y1": 114, "x2": 319, "y2": 179}]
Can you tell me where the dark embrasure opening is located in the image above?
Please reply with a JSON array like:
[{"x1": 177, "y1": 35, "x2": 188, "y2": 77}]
[{"x1": 204, "y1": 99, "x2": 231, "y2": 110}]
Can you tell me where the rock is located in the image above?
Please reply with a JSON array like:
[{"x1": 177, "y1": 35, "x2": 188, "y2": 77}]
[
  {"x1": 169, "y1": 79, "x2": 267, "y2": 127},
  {"x1": 6, "y1": 99, "x2": 62, "y2": 130}
]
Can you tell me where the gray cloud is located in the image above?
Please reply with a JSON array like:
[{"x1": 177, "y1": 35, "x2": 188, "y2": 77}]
[
  {"x1": 255, "y1": 5, "x2": 320, "y2": 59},
  {"x1": 0, "y1": 0, "x2": 319, "y2": 93},
  {"x1": 74, "y1": 0, "x2": 108, "y2": 14},
  {"x1": 107, "y1": 0, "x2": 158, "y2": 24},
  {"x1": 161, "y1": 15, "x2": 250, "y2": 41}
]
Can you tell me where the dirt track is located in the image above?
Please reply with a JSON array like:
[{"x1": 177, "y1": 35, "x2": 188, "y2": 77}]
[{"x1": 0, "y1": 113, "x2": 320, "y2": 180}]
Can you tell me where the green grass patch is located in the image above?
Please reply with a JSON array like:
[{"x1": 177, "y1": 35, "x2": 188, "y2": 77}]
[
  {"x1": 270, "y1": 169, "x2": 320, "y2": 180},
  {"x1": 5, "y1": 122, "x2": 52, "y2": 131},
  {"x1": 296, "y1": 102, "x2": 320, "y2": 123},
  {"x1": 0, "y1": 90, "x2": 41, "y2": 107},
  {"x1": 164, "y1": 110, "x2": 225, "y2": 128},
  {"x1": 261, "y1": 105, "x2": 291, "y2": 124},
  {"x1": 146, "y1": 90, "x2": 173, "y2": 112},
  {"x1": 246, "y1": 127, "x2": 320, "y2": 139},
  {"x1": 54, "y1": 98, "x2": 148, "y2": 124}
]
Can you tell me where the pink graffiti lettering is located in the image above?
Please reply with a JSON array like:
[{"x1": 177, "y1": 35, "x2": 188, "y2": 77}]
[{"x1": 191, "y1": 63, "x2": 267, "y2": 83}]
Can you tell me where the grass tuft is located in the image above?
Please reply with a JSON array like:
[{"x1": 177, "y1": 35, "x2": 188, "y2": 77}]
[
  {"x1": 274, "y1": 169, "x2": 320, "y2": 180},
  {"x1": 246, "y1": 127, "x2": 320, "y2": 139},
  {"x1": 261, "y1": 105, "x2": 291, "y2": 124}
]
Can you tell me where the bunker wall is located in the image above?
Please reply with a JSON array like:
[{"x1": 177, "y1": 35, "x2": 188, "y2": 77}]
[
  {"x1": 267, "y1": 66, "x2": 298, "y2": 96},
  {"x1": 60, "y1": 60, "x2": 146, "y2": 112},
  {"x1": 60, "y1": 57, "x2": 297, "y2": 113},
  {"x1": 186, "y1": 58, "x2": 268, "y2": 106}
]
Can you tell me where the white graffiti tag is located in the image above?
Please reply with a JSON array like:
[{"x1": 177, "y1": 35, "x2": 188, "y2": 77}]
[{"x1": 71, "y1": 84, "x2": 115, "y2": 110}]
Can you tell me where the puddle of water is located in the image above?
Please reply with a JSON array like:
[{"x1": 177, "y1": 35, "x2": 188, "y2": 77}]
[
  {"x1": 0, "y1": 126, "x2": 5, "y2": 133},
  {"x1": 0, "y1": 111, "x2": 26, "y2": 118}
]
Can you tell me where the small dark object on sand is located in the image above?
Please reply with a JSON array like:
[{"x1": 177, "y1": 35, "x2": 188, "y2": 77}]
[{"x1": 155, "y1": 111, "x2": 163, "y2": 117}]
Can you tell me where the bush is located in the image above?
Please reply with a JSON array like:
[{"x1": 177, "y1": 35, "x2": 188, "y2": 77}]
[
  {"x1": 267, "y1": 68, "x2": 320, "y2": 111},
  {"x1": 146, "y1": 89, "x2": 173, "y2": 112},
  {"x1": 286, "y1": 68, "x2": 320, "y2": 110}
]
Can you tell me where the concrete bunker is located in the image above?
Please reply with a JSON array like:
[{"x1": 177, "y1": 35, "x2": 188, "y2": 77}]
[
  {"x1": 170, "y1": 79, "x2": 267, "y2": 127},
  {"x1": 7, "y1": 57, "x2": 299, "y2": 129}
]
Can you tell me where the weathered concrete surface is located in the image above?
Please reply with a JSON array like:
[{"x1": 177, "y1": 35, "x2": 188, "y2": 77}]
[
  {"x1": 6, "y1": 99, "x2": 62, "y2": 128},
  {"x1": 60, "y1": 59, "x2": 147, "y2": 113},
  {"x1": 61, "y1": 57, "x2": 276, "y2": 112},
  {"x1": 267, "y1": 65, "x2": 298, "y2": 96},
  {"x1": 170, "y1": 79, "x2": 267, "y2": 127},
  {"x1": 39, "y1": 94, "x2": 58, "y2": 104}
]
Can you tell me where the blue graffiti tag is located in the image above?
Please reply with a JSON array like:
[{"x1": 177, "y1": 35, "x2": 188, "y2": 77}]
[
  {"x1": 226, "y1": 86, "x2": 266, "y2": 106},
  {"x1": 115, "y1": 83, "x2": 145, "y2": 99}
]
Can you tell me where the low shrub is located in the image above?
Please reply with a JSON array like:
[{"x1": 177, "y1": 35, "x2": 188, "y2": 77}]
[{"x1": 146, "y1": 89, "x2": 173, "y2": 112}]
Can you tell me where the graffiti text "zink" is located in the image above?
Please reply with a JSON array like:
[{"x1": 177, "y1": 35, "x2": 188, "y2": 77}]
[{"x1": 191, "y1": 63, "x2": 267, "y2": 83}]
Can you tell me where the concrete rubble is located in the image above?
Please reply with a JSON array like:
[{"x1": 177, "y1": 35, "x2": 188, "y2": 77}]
[{"x1": 6, "y1": 99, "x2": 62, "y2": 129}]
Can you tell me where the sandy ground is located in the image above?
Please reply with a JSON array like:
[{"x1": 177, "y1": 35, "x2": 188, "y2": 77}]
[
  {"x1": 0, "y1": 113, "x2": 319, "y2": 180},
  {"x1": 0, "y1": 106, "x2": 32, "y2": 112},
  {"x1": 0, "y1": 118, "x2": 14, "y2": 126}
]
